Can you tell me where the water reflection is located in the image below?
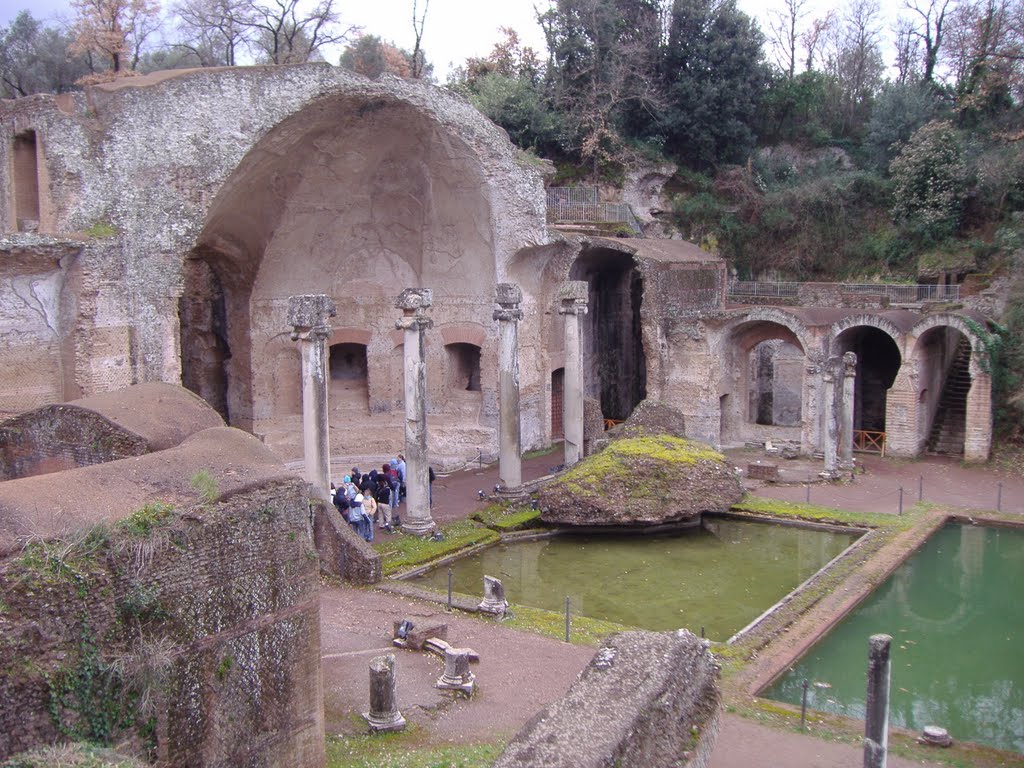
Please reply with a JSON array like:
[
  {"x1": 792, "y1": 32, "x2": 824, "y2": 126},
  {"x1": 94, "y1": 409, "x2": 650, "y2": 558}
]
[{"x1": 765, "y1": 524, "x2": 1024, "y2": 753}]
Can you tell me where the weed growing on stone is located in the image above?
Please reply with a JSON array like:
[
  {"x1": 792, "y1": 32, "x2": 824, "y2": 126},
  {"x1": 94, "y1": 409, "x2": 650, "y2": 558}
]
[
  {"x1": 0, "y1": 742, "x2": 144, "y2": 767},
  {"x1": 731, "y1": 495, "x2": 912, "y2": 529},
  {"x1": 84, "y1": 220, "x2": 118, "y2": 238},
  {"x1": 189, "y1": 470, "x2": 219, "y2": 503}
]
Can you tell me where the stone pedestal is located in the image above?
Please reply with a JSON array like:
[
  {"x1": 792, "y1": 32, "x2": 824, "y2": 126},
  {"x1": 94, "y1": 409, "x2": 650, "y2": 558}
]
[
  {"x1": 363, "y1": 654, "x2": 406, "y2": 732},
  {"x1": 558, "y1": 281, "x2": 588, "y2": 468},
  {"x1": 863, "y1": 634, "x2": 892, "y2": 768},
  {"x1": 494, "y1": 283, "x2": 524, "y2": 490},
  {"x1": 840, "y1": 352, "x2": 857, "y2": 472},
  {"x1": 288, "y1": 294, "x2": 336, "y2": 500},
  {"x1": 478, "y1": 574, "x2": 509, "y2": 616},
  {"x1": 395, "y1": 289, "x2": 435, "y2": 535},
  {"x1": 436, "y1": 647, "x2": 476, "y2": 695}
]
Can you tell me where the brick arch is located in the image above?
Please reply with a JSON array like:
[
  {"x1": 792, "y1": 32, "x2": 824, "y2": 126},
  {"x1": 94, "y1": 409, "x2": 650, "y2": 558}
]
[
  {"x1": 909, "y1": 314, "x2": 986, "y2": 356},
  {"x1": 439, "y1": 323, "x2": 486, "y2": 349},
  {"x1": 328, "y1": 327, "x2": 372, "y2": 347},
  {"x1": 724, "y1": 310, "x2": 813, "y2": 355},
  {"x1": 828, "y1": 315, "x2": 904, "y2": 355}
]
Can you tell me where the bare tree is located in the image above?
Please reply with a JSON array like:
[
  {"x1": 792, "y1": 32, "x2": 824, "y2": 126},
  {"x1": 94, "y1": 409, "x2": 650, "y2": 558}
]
[
  {"x1": 825, "y1": 0, "x2": 885, "y2": 133},
  {"x1": 899, "y1": 0, "x2": 952, "y2": 83},
  {"x1": 174, "y1": 0, "x2": 250, "y2": 66},
  {"x1": 801, "y1": 13, "x2": 835, "y2": 70},
  {"x1": 244, "y1": 0, "x2": 357, "y2": 64},
  {"x1": 410, "y1": 0, "x2": 429, "y2": 79},
  {"x1": 768, "y1": 0, "x2": 810, "y2": 78}
]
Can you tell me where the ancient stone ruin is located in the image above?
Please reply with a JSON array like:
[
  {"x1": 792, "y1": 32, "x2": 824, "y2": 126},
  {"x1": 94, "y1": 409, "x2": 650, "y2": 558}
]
[
  {"x1": 495, "y1": 630, "x2": 720, "y2": 768},
  {"x1": 0, "y1": 64, "x2": 993, "y2": 471},
  {"x1": 0, "y1": 385, "x2": 326, "y2": 765}
]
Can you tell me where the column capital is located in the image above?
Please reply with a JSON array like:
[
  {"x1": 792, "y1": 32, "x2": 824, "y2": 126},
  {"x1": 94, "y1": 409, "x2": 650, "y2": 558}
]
[
  {"x1": 288, "y1": 294, "x2": 336, "y2": 342},
  {"x1": 494, "y1": 282, "x2": 524, "y2": 322},
  {"x1": 842, "y1": 351, "x2": 857, "y2": 377},
  {"x1": 557, "y1": 280, "x2": 588, "y2": 316},
  {"x1": 395, "y1": 288, "x2": 433, "y2": 332}
]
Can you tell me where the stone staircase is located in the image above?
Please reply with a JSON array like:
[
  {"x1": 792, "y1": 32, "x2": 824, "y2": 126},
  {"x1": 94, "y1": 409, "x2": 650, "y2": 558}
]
[{"x1": 926, "y1": 337, "x2": 971, "y2": 456}]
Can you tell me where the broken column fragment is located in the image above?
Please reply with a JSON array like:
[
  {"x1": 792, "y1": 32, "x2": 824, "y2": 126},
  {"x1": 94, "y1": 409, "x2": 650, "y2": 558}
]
[{"x1": 363, "y1": 653, "x2": 407, "y2": 733}]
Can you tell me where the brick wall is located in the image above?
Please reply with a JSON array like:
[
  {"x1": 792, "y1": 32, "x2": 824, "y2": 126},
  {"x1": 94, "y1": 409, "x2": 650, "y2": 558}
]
[
  {"x1": 0, "y1": 405, "x2": 149, "y2": 480},
  {"x1": 0, "y1": 478, "x2": 325, "y2": 767}
]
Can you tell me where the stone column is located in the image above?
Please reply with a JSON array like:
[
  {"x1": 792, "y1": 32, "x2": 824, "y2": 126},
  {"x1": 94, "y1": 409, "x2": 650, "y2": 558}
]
[
  {"x1": 964, "y1": 356, "x2": 992, "y2": 463},
  {"x1": 839, "y1": 351, "x2": 857, "y2": 472},
  {"x1": 288, "y1": 294, "x2": 337, "y2": 500},
  {"x1": 363, "y1": 654, "x2": 406, "y2": 732},
  {"x1": 494, "y1": 283, "x2": 524, "y2": 490},
  {"x1": 395, "y1": 288, "x2": 435, "y2": 535},
  {"x1": 821, "y1": 358, "x2": 839, "y2": 478},
  {"x1": 863, "y1": 634, "x2": 892, "y2": 768},
  {"x1": 558, "y1": 281, "x2": 588, "y2": 468}
]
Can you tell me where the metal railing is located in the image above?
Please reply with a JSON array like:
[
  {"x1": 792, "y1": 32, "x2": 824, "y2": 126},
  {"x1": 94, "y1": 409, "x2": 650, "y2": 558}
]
[
  {"x1": 546, "y1": 187, "x2": 600, "y2": 206},
  {"x1": 728, "y1": 281, "x2": 960, "y2": 304},
  {"x1": 546, "y1": 187, "x2": 642, "y2": 236}
]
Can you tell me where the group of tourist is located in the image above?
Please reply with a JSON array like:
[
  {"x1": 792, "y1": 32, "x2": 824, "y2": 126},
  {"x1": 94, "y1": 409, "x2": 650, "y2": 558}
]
[{"x1": 331, "y1": 455, "x2": 406, "y2": 542}]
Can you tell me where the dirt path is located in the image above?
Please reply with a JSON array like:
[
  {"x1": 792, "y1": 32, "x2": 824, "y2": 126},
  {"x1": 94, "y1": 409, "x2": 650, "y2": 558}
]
[{"x1": 321, "y1": 447, "x2": 1022, "y2": 766}]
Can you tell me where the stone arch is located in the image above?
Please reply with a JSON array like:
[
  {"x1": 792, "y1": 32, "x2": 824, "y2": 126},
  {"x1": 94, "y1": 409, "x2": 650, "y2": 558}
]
[
  {"x1": 179, "y1": 86, "x2": 503, "y2": 454},
  {"x1": 910, "y1": 316, "x2": 990, "y2": 459},
  {"x1": 720, "y1": 315, "x2": 809, "y2": 447},
  {"x1": 831, "y1": 323, "x2": 902, "y2": 434},
  {"x1": 568, "y1": 243, "x2": 646, "y2": 421}
]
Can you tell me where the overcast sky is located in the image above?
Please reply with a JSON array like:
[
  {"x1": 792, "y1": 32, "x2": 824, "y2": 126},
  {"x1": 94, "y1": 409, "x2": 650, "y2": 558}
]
[{"x1": 2, "y1": 0, "x2": 904, "y2": 80}]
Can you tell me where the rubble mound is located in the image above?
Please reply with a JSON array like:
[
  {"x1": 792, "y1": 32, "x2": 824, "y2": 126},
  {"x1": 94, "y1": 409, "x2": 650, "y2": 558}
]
[
  {"x1": 538, "y1": 436, "x2": 742, "y2": 527},
  {"x1": 607, "y1": 399, "x2": 686, "y2": 440}
]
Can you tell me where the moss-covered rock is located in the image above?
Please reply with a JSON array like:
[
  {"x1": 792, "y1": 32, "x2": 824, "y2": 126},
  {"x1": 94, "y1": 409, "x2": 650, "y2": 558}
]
[
  {"x1": 537, "y1": 435, "x2": 742, "y2": 527},
  {"x1": 606, "y1": 400, "x2": 687, "y2": 440}
]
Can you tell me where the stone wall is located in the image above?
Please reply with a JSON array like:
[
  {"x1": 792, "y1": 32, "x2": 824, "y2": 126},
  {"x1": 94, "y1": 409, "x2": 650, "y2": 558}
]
[
  {"x1": 0, "y1": 477, "x2": 325, "y2": 767},
  {"x1": 495, "y1": 630, "x2": 720, "y2": 768},
  {"x1": 312, "y1": 498, "x2": 382, "y2": 584}
]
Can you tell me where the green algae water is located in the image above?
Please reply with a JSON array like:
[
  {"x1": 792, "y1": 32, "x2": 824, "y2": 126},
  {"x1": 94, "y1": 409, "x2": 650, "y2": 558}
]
[
  {"x1": 408, "y1": 519, "x2": 856, "y2": 641},
  {"x1": 765, "y1": 524, "x2": 1024, "y2": 753}
]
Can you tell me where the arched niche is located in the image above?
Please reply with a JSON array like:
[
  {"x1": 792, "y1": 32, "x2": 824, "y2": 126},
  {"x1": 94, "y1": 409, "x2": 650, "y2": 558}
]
[
  {"x1": 568, "y1": 245, "x2": 647, "y2": 421},
  {"x1": 833, "y1": 325, "x2": 902, "y2": 432},
  {"x1": 179, "y1": 91, "x2": 496, "y2": 438}
]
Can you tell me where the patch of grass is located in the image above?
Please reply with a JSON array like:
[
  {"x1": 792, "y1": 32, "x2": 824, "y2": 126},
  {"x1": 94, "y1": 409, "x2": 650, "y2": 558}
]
[
  {"x1": 1, "y1": 742, "x2": 144, "y2": 767},
  {"x1": 374, "y1": 520, "x2": 499, "y2": 576},
  {"x1": 471, "y1": 504, "x2": 543, "y2": 532},
  {"x1": 502, "y1": 603, "x2": 632, "y2": 646},
  {"x1": 326, "y1": 732, "x2": 503, "y2": 768},
  {"x1": 523, "y1": 445, "x2": 558, "y2": 460},
  {"x1": 731, "y1": 494, "x2": 911, "y2": 529}
]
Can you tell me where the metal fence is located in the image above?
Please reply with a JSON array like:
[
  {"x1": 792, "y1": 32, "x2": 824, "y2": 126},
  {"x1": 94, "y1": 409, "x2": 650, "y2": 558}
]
[
  {"x1": 546, "y1": 187, "x2": 599, "y2": 206},
  {"x1": 545, "y1": 187, "x2": 643, "y2": 236},
  {"x1": 728, "y1": 281, "x2": 960, "y2": 304}
]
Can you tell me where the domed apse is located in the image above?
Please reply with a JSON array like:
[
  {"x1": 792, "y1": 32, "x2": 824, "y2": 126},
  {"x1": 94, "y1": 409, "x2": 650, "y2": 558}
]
[
  {"x1": 178, "y1": 92, "x2": 495, "y2": 435},
  {"x1": 834, "y1": 326, "x2": 902, "y2": 432},
  {"x1": 569, "y1": 248, "x2": 647, "y2": 421}
]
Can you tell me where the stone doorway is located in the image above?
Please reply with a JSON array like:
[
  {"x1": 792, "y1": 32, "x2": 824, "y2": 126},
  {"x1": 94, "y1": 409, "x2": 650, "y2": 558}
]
[
  {"x1": 179, "y1": 257, "x2": 231, "y2": 421},
  {"x1": 329, "y1": 343, "x2": 369, "y2": 414}
]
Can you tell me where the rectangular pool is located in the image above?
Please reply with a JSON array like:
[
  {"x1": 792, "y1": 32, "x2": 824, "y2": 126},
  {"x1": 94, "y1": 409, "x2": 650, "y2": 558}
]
[
  {"x1": 764, "y1": 523, "x2": 1024, "y2": 753},
  {"x1": 407, "y1": 518, "x2": 857, "y2": 641}
]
